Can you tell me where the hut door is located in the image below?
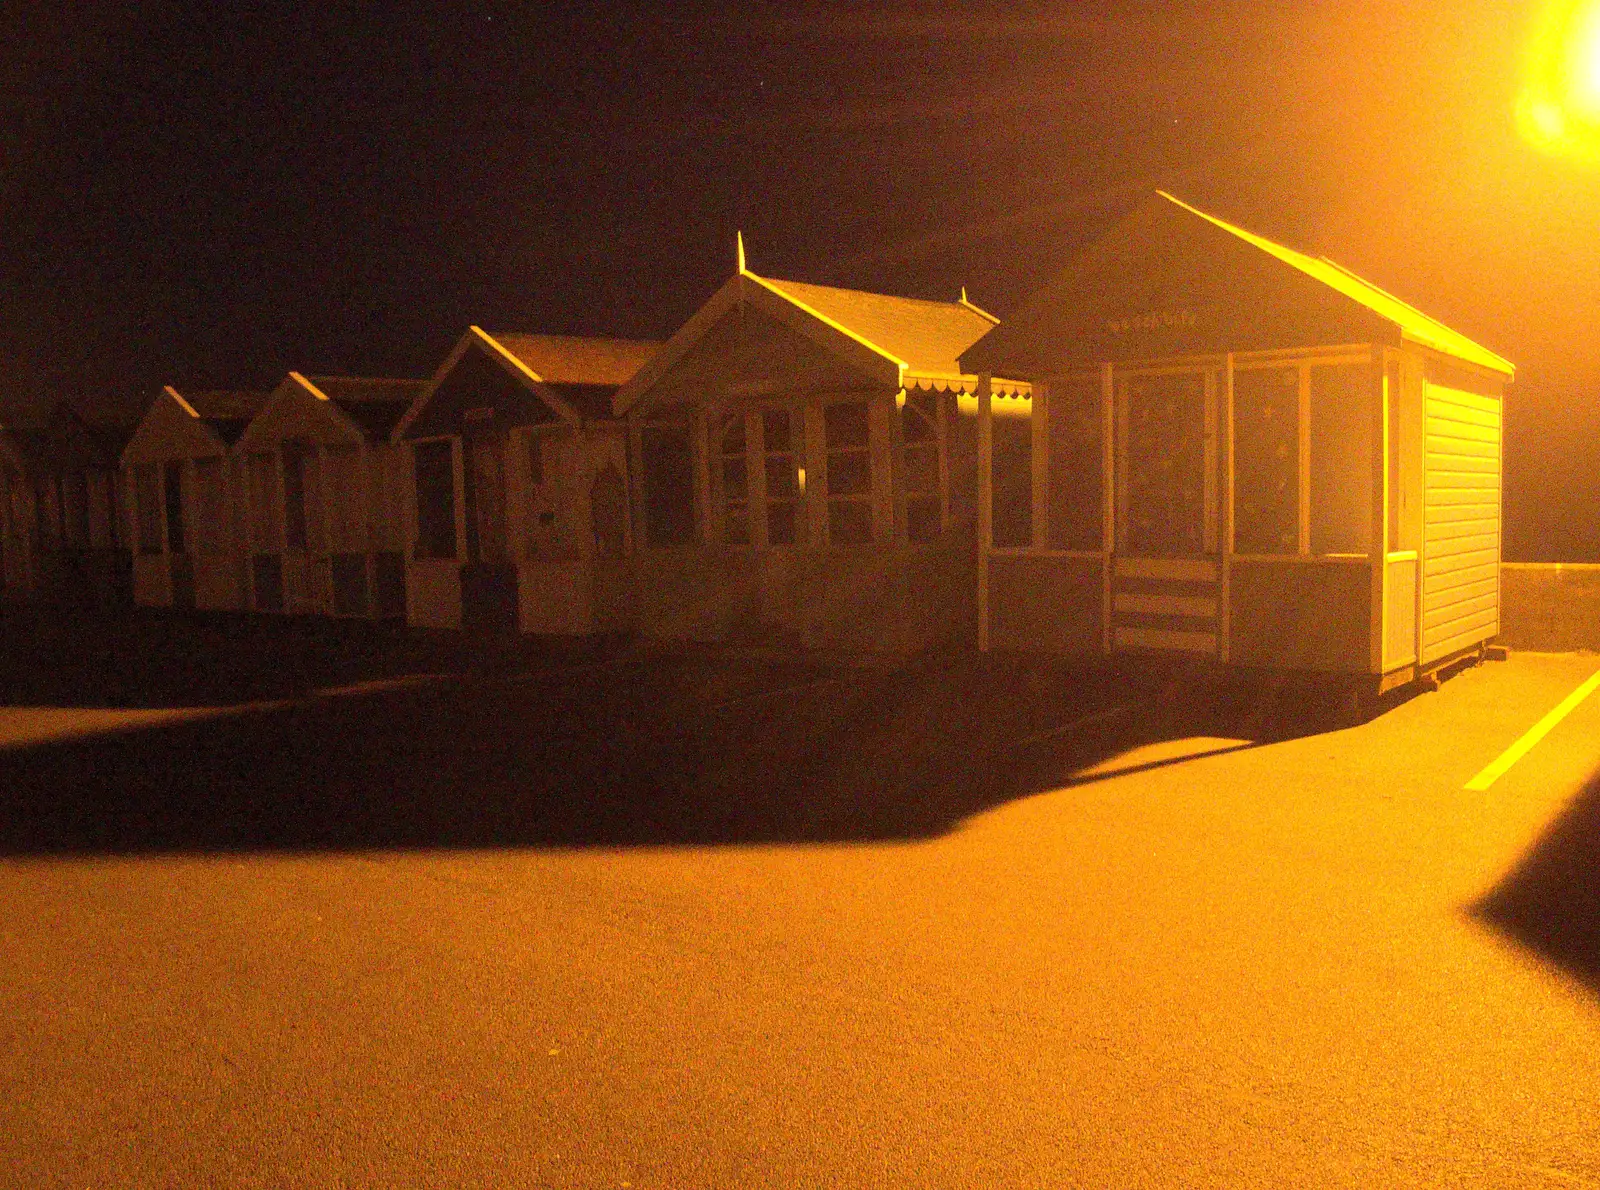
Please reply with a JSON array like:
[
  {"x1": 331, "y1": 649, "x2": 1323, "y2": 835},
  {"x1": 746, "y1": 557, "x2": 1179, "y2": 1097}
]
[
  {"x1": 1110, "y1": 369, "x2": 1220, "y2": 655},
  {"x1": 461, "y1": 429, "x2": 518, "y2": 634}
]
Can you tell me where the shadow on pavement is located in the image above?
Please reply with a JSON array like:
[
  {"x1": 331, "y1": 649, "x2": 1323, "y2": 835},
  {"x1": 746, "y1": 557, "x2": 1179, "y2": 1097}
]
[
  {"x1": 0, "y1": 605, "x2": 607, "y2": 708},
  {"x1": 1473, "y1": 771, "x2": 1600, "y2": 997},
  {"x1": 0, "y1": 607, "x2": 1380, "y2": 855}
]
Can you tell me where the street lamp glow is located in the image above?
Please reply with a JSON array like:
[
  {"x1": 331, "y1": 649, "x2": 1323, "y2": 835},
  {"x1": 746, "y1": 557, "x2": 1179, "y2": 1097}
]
[{"x1": 1518, "y1": 0, "x2": 1600, "y2": 163}]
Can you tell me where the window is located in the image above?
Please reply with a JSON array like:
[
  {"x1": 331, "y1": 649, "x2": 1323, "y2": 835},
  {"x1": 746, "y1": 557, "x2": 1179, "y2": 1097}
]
[
  {"x1": 948, "y1": 394, "x2": 978, "y2": 524},
  {"x1": 1121, "y1": 371, "x2": 1206, "y2": 556},
  {"x1": 1046, "y1": 374, "x2": 1102, "y2": 551},
  {"x1": 716, "y1": 411, "x2": 750, "y2": 545},
  {"x1": 134, "y1": 465, "x2": 162, "y2": 554},
  {"x1": 641, "y1": 413, "x2": 696, "y2": 546},
  {"x1": 192, "y1": 457, "x2": 225, "y2": 554},
  {"x1": 1233, "y1": 366, "x2": 1299, "y2": 554},
  {"x1": 1309, "y1": 363, "x2": 1372, "y2": 554},
  {"x1": 762, "y1": 408, "x2": 802, "y2": 546},
  {"x1": 990, "y1": 396, "x2": 1033, "y2": 548},
  {"x1": 162, "y1": 460, "x2": 186, "y2": 555},
  {"x1": 900, "y1": 391, "x2": 941, "y2": 543},
  {"x1": 413, "y1": 439, "x2": 457, "y2": 559},
  {"x1": 825, "y1": 400, "x2": 872, "y2": 545}
]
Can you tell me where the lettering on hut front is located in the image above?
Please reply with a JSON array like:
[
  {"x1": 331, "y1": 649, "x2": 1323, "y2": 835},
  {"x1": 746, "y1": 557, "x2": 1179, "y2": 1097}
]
[{"x1": 1104, "y1": 309, "x2": 1197, "y2": 334}]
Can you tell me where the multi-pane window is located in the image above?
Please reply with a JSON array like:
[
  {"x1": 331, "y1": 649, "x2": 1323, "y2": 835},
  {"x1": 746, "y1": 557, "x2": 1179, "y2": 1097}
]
[
  {"x1": 824, "y1": 400, "x2": 872, "y2": 545},
  {"x1": 990, "y1": 396, "x2": 1033, "y2": 548},
  {"x1": 1232, "y1": 360, "x2": 1372, "y2": 556},
  {"x1": 762, "y1": 408, "x2": 801, "y2": 546},
  {"x1": 717, "y1": 411, "x2": 749, "y2": 545},
  {"x1": 413, "y1": 439, "x2": 457, "y2": 559},
  {"x1": 947, "y1": 394, "x2": 979, "y2": 525},
  {"x1": 1233, "y1": 366, "x2": 1299, "y2": 555},
  {"x1": 1046, "y1": 375, "x2": 1102, "y2": 551},
  {"x1": 134, "y1": 464, "x2": 162, "y2": 555},
  {"x1": 1121, "y1": 371, "x2": 1206, "y2": 556},
  {"x1": 900, "y1": 391, "x2": 941, "y2": 543},
  {"x1": 1309, "y1": 364, "x2": 1372, "y2": 555}
]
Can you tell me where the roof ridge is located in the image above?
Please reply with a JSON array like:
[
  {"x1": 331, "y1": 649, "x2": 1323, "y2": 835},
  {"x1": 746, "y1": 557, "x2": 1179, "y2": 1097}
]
[{"x1": 759, "y1": 273, "x2": 972, "y2": 312}]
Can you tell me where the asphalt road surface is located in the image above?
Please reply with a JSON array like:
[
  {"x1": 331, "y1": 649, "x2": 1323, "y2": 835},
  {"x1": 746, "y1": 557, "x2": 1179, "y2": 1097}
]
[{"x1": 3, "y1": 639, "x2": 1600, "y2": 1188}]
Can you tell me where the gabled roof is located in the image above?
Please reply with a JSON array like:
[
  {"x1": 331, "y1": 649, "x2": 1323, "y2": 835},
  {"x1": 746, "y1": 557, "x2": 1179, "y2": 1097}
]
[
  {"x1": 301, "y1": 375, "x2": 427, "y2": 442},
  {"x1": 613, "y1": 262, "x2": 1022, "y2": 417},
  {"x1": 166, "y1": 386, "x2": 270, "y2": 446},
  {"x1": 961, "y1": 192, "x2": 1513, "y2": 379},
  {"x1": 753, "y1": 277, "x2": 998, "y2": 377},
  {"x1": 490, "y1": 334, "x2": 660, "y2": 388},
  {"x1": 393, "y1": 327, "x2": 660, "y2": 440},
  {"x1": 1157, "y1": 193, "x2": 1513, "y2": 376}
]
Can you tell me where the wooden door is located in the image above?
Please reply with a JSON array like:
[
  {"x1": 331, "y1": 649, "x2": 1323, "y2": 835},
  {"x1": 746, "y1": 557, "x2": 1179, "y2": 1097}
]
[
  {"x1": 461, "y1": 430, "x2": 518, "y2": 634},
  {"x1": 1111, "y1": 368, "x2": 1221, "y2": 655}
]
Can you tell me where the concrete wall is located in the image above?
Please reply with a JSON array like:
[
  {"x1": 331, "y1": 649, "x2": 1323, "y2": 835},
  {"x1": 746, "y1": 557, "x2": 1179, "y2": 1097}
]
[{"x1": 1500, "y1": 564, "x2": 1600, "y2": 652}]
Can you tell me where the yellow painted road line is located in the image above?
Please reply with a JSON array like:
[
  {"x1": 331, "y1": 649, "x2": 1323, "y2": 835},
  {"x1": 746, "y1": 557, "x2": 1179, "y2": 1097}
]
[{"x1": 1464, "y1": 668, "x2": 1600, "y2": 791}]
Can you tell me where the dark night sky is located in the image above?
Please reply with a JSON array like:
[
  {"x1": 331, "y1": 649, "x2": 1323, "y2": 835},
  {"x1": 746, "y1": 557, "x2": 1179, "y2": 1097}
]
[{"x1": 2, "y1": 1, "x2": 1597, "y2": 556}]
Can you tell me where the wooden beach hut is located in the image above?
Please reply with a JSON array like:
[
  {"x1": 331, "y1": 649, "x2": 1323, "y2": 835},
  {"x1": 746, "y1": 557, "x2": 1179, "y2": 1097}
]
[
  {"x1": 0, "y1": 403, "x2": 134, "y2": 605},
  {"x1": 610, "y1": 247, "x2": 1031, "y2": 652},
  {"x1": 120, "y1": 386, "x2": 268, "y2": 610},
  {"x1": 393, "y1": 328, "x2": 659, "y2": 635},
  {"x1": 961, "y1": 191, "x2": 1514, "y2": 695},
  {"x1": 234, "y1": 373, "x2": 425, "y2": 618}
]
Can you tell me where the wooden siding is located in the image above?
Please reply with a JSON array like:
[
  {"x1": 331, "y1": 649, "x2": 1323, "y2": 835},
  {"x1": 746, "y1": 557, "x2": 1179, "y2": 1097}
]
[
  {"x1": 987, "y1": 553, "x2": 1103, "y2": 654},
  {"x1": 1227, "y1": 558, "x2": 1371, "y2": 672},
  {"x1": 1420, "y1": 385, "x2": 1501, "y2": 664}
]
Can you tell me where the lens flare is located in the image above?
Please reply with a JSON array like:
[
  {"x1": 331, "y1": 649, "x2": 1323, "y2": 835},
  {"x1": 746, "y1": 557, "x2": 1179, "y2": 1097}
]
[{"x1": 1518, "y1": 0, "x2": 1600, "y2": 163}]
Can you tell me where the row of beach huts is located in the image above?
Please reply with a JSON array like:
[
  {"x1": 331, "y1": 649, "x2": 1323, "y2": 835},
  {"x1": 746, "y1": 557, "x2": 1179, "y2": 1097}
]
[{"x1": 0, "y1": 193, "x2": 1515, "y2": 695}]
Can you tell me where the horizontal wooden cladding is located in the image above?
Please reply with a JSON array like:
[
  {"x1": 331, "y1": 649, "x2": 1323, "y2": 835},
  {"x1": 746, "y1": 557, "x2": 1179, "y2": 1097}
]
[
  {"x1": 1427, "y1": 534, "x2": 1498, "y2": 562},
  {"x1": 1422, "y1": 584, "x2": 1497, "y2": 631},
  {"x1": 1424, "y1": 546, "x2": 1498, "y2": 576},
  {"x1": 1113, "y1": 556, "x2": 1218, "y2": 583},
  {"x1": 1426, "y1": 518, "x2": 1499, "y2": 544},
  {"x1": 1425, "y1": 401, "x2": 1502, "y2": 429},
  {"x1": 1426, "y1": 483, "x2": 1501, "y2": 505},
  {"x1": 1422, "y1": 608, "x2": 1499, "y2": 661},
  {"x1": 1425, "y1": 419, "x2": 1500, "y2": 446},
  {"x1": 1424, "y1": 618, "x2": 1500, "y2": 665},
  {"x1": 1426, "y1": 437, "x2": 1500, "y2": 460},
  {"x1": 1426, "y1": 503, "x2": 1499, "y2": 527},
  {"x1": 1114, "y1": 592, "x2": 1217, "y2": 619},
  {"x1": 1423, "y1": 560, "x2": 1498, "y2": 595},
  {"x1": 1426, "y1": 387, "x2": 1501, "y2": 414},
  {"x1": 1114, "y1": 626, "x2": 1217, "y2": 654},
  {"x1": 1425, "y1": 455, "x2": 1499, "y2": 476}
]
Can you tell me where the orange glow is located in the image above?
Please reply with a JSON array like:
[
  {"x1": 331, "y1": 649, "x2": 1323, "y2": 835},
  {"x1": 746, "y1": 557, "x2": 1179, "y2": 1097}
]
[{"x1": 1518, "y1": 0, "x2": 1600, "y2": 164}]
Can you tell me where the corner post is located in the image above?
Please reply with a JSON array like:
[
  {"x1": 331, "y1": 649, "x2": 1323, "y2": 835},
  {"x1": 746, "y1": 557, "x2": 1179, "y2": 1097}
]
[
  {"x1": 1100, "y1": 362, "x2": 1114, "y2": 655},
  {"x1": 977, "y1": 375, "x2": 992, "y2": 652},
  {"x1": 1221, "y1": 352, "x2": 1235, "y2": 664}
]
